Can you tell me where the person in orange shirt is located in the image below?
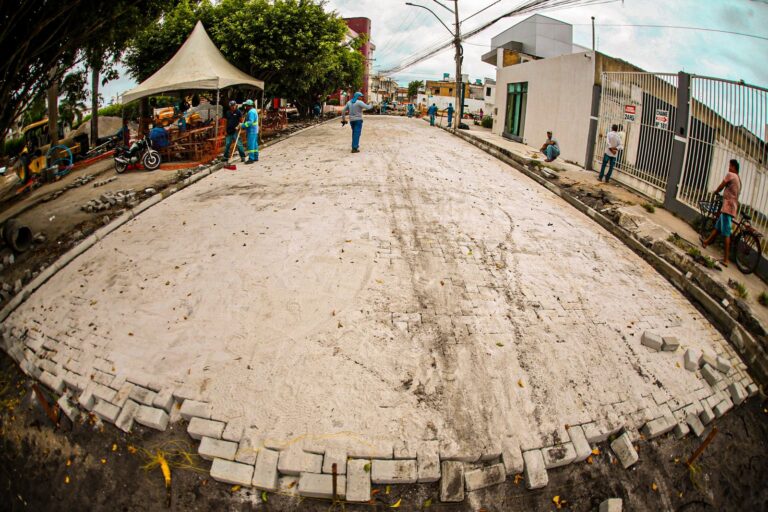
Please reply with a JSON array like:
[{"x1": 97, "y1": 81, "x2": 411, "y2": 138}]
[{"x1": 701, "y1": 159, "x2": 741, "y2": 267}]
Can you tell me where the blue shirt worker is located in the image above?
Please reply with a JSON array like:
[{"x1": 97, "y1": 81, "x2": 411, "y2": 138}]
[
  {"x1": 407, "y1": 103, "x2": 415, "y2": 118},
  {"x1": 341, "y1": 92, "x2": 372, "y2": 153},
  {"x1": 447, "y1": 103, "x2": 455, "y2": 126},
  {"x1": 149, "y1": 124, "x2": 169, "y2": 150},
  {"x1": 224, "y1": 100, "x2": 245, "y2": 162},
  {"x1": 241, "y1": 99, "x2": 259, "y2": 163},
  {"x1": 540, "y1": 131, "x2": 560, "y2": 162},
  {"x1": 427, "y1": 104, "x2": 438, "y2": 126}
]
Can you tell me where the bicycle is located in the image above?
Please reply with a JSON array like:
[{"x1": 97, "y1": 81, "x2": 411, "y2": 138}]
[{"x1": 698, "y1": 194, "x2": 764, "y2": 274}]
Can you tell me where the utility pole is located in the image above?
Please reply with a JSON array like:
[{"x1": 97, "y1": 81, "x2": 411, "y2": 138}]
[
  {"x1": 591, "y1": 16, "x2": 595, "y2": 54},
  {"x1": 453, "y1": 0, "x2": 462, "y2": 130}
]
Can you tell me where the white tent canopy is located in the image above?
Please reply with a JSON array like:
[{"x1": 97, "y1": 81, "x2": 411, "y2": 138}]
[{"x1": 122, "y1": 21, "x2": 264, "y2": 104}]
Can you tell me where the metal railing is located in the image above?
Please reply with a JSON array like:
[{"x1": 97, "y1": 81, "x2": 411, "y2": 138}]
[
  {"x1": 594, "y1": 72, "x2": 679, "y2": 192},
  {"x1": 677, "y1": 76, "x2": 768, "y2": 244}
]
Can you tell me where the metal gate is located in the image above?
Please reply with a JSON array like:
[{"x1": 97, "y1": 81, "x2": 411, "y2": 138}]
[
  {"x1": 594, "y1": 72, "x2": 679, "y2": 199},
  {"x1": 677, "y1": 76, "x2": 768, "y2": 241}
]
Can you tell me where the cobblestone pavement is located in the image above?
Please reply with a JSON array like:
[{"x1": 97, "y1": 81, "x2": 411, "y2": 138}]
[{"x1": 3, "y1": 117, "x2": 754, "y2": 495}]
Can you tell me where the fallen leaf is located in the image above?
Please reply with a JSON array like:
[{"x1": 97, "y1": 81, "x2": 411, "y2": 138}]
[
  {"x1": 517, "y1": 379, "x2": 524, "y2": 388},
  {"x1": 513, "y1": 474, "x2": 523, "y2": 485},
  {"x1": 66, "y1": 459, "x2": 71, "y2": 467},
  {"x1": 676, "y1": 362, "x2": 681, "y2": 368},
  {"x1": 375, "y1": 279, "x2": 383, "y2": 284},
  {"x1": 651, "y1": 482, "x2": 658, "y2": 492},
  {"x1": 100, "y1": 458, "x2": 106, "y2": 464},
  {"x1": 65, "y1": 475, "x2": 70, "y2": 484},
  {"x1": 423, "y1": 498, "x2": 432, "y2": 508},
  {"x1": 390, "y1": 498, "x2": 402, "y2": 508},
  {"x1": 287, "y1": 481, "x2": 297, "y2": 489},
  {"x1": 386, "y1": 485, "x2": 391, "y2": 495},
  {"x1": 586, "y1": 456, "x2": 593, "y2": 464},
  {"x1": 112, "y1": 444, "x2": 117, "y2": 452},
  {"x1": 371, "y1": 489, "x2": 381, "y2": 496},
  {"x1": 261, "y1": 491, "x2": 268, "y2": 502},
  {"x1": 496, "y1": 342, "x2": 504, "y2": 347},
  {"x1": 592, "y1": 448, "x2": 600, "y2": 455},
  {"x1": 553, "y1": 495, "x2": 562, "y2": 509},
  {"x1": 674, "y1": 457, "x2": 680, "y2": 464},
  {"x1": 364, "y1": 463, "x2": 371, "y2": 473},
  {"x1": 231, "y1": 485, "x2": 241, "y2": 492}
]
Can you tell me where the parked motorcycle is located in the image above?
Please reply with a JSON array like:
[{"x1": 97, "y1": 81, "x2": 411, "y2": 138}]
[{"x1": 114, "y1": 135, "x2": 161, "y2": 173}]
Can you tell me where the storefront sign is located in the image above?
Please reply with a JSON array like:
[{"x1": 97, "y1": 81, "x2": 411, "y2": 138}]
[
  {"x1": 624, "y1": 105, "x2": 636, "y2": 122},
  {"x1": 655, "y1": 109, "x2": 669, "y2": 129}
]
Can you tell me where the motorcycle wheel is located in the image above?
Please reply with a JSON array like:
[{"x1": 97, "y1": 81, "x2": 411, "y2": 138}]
[
  {"x1": 114, "y1": 158, "x2": 128, "y2": 174},
  {"x1": 143, "y1": 150, "x2": 161, "y2": 171}
]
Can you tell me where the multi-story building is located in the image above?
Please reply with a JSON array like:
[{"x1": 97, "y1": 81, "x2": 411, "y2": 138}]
[{"x1": 344, "y1": 17, "x2": 374, "y2": 99}]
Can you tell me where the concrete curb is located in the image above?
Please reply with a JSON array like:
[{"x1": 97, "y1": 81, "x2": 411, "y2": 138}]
[{"x1": 446, "y1": 126, "x2": 768, "y2": 389}]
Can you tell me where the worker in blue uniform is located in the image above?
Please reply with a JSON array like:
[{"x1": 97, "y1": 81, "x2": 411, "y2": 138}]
[{"x1": 241, "y1": 99, "x2": 259, "y2": 163}]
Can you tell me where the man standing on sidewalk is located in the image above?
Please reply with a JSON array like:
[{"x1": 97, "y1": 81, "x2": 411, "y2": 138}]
[
  {"x1": 701, "y1": 159, "x2": 742, "y2": 267},
  {"x1": 447, "y1": 103, "x2": 454, "y2": 127},
  {"x1": 599, "y1": 124, "x2": 623, "y2": 182},
  {"x1": 427, "y1": 103, "x2": 438, "y2": 126},
  {"x1": 224, "y1": 100, "x2": 245, "y2": 163},
  {"x1": 241, "y1": 99, "x2": 259, "y2": 163}
]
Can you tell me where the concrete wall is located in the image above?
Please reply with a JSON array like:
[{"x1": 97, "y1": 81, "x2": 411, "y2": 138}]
[
  {"x1": 490, "y1": 14, "x2": 572, "y2": 59},
  {"x1": 416, "y1": 94, "x2": 485, "y2": 115},
  {"x1": 493, "y1": 52, "x2": 595, "y2": 166}
]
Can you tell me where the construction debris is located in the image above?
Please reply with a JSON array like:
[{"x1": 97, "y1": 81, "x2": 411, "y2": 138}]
[{"x1": 80, "y1": 190, "x2": 138, "y2": 213}]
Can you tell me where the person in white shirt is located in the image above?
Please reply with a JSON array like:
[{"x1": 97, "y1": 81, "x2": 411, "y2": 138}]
[{"x1": 599, "y1": 124, "x2": 623, "y2": 182}]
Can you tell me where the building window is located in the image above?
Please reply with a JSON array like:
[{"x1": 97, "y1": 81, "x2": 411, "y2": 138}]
[
  {"x1": 504, "y1": 82, "x2": 528, "y2": 140},
  {"x1": 486, "y1": 87, "x2": 492, "y2": 97}
]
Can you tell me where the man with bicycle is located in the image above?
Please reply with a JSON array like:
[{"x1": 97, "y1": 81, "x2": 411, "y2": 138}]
[{"x1": 701, "y1": 159, "x2": 741, "y2": 267}]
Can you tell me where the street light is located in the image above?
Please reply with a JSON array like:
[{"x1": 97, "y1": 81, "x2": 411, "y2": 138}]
[{"x1": 405, "y1": 1, "x2": 462, "y2": 129}]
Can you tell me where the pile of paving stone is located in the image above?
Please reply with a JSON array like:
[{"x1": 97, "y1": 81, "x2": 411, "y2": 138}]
[
  {"x1": 81, "y1": 190, "x2": 137, "y2": 213},
  {"x1": 42, "y1": 175, "x2": 98, "y2": 203},
  {"x1": 0, "y1": 254, "x2": 45, "y2": 303},
  {"x1": 93, "y1": 176, "x2": 118, "y2": 187}
]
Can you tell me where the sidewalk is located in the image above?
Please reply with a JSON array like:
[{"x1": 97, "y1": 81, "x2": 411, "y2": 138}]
[{"x1": 450, "y1": 124, "x2": 768, "y2": 342}]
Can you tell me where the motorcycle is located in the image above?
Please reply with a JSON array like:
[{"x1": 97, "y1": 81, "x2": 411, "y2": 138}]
[{"x1": 114, "y1": 135, "x2": 161, "y2": 173}]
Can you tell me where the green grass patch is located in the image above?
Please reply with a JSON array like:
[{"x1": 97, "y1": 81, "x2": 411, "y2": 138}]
[
  {"x1": 759, "y1": 291, "x2": 768, "y2": 307},
  {"x1": 733, "y1": 281, "x2": 748, "y2": 299},
  {"x1": 687, "y1": 247, "x2": 701, "y2": 258}
]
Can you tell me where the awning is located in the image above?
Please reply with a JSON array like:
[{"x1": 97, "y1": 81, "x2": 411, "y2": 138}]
[{"x1": 122, "y1": 21, "x2": 264, "y2": 104}]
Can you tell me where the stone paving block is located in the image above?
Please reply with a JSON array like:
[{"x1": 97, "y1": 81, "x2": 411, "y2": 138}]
[
  {"x1": 522, "y1": 450, "x2": 548, "y2": 490},
  {"x1": 78, "y1": 388, "x2": 95, "y2": 411},
  {"x1": 199, "y1": 436, "x2": 238, "y2": 461},
  {"x1": 599, "y1": 498, "x2": 623, "y2": 512},
  {"x1": 153, "y1": 388, "x2": 175, "y2": 413},
  {"x1": 40, "y1": 371, "x2": 64, "y2": 394},
  {"x1": 111, "y1": 382, "x2": 135, "y2": 409},
  {"x1": 581, "y1": 421, "x2": 609, "y2": 443},
  {"x1": 92, "y1": 384, "x2": 116, "y2": 403},
  {"x1": 210, "y1": 458, "x2": 254, "y2": 487},
  {"x1": 322, "y1": 448, "x2": 347, "y2": 474},
  {"x1": 541, "y1": 443, "x2": 577, "y2": 469},
  {"x1": 187, "y1": 417, "x2": 225, "y2": 440},
  {"x1": 417, "y1": 441, "x2": 440, "y2": 483},
  {"x1": 713, "y1": 398, "x2": 733, "y2": 418},
  {"x1": 701, "y1": 364, "x2": 721, "y2": 386},
  {"x1": 252, "y1": 448, "x2": 280, "y2": 491},
  {"x1": 440, "y1": 461, "x2": 465, "y2": 502},
  {"x1": 610, "y1": 433, "x2": 638, "y2": 469},
  {"x1": 180, "y1": 399, "x2": 213, "y2": 420},
  {"x1": 746, "y1": 383, "x2": 759, "y2": 397},
  {"x1": 439, "y1": 439, "x2": 480, "y2": 462},
  {"x1": 567, "y1": 425, "x2": 592, "y2": 462},
  {"x1": 393, "y1": 440, "x2": 418, "y2": 459},
  {"x1": 57, "y1": 395, "x2": 79, "y2": 422},
  {"x1": 715, "y1": 356, "x2": 731, "y2": 374},
  {"x1": 115, "y1": 399, "x2": 140, "y2": 433},
  {"x1": 700, "y1": 352, "x2": 718, "y2": 369},
  {"x1": 674, "y1": 422, "x2": 690, "y2": 439},
  {"x1": 135, "y1": 405, "x2": 169, "y2": 431},
  {"x1": 39, "y1": 358, "x2": 58, "y2": 375},
  {"x1": 63, "y1": 371, "x2": 86, "y2": 392},
  {"x1": 661, "y1": 336, "x2": 680, "y2": 352},
  {"x1": 346, "y1": 459, "x2": 371, "y2": 502},
  {"x1": 686, "y1": 413, "x2": 706, "y2": 437},
  {"x1": 298, "y1": 472, "x2": 346, "y2": 499},
  {"x1": 371, "y1": 459, "x2": 417, "y2": 484},
  {"x1": 464, "y1": 463, "x2": 505, "y2": 492},
  {"x1": 278, "y1": 447, "x2": 323, "y2": 476},
  {"x1": 129, "y1": 385, "x2": 157, "y2": 406},
  {"x1": 641, "y1": 331, "x2": 663, "y2": 351},
  {"x1": 501, "y1": 439, "x2": 525, "y2": 474},
  {"x1": 93, "y1": 400, "x2": 121, "y2": 423},
  {"x1": 235, "y1": 432, "x2": 263, "y2": 465},
  {"x1": 641, "y1": 415, "x2": 676, "y2": 439},
  {"x1": 222, "y1": 419, "x2": 246, "y2": 443},
  {"x1": 684, "y1": 348, "x2": 701, "y2": 371},
  {"x1": 345, "y1": 440, "x2": 393, "y2": 459},
  {"x1": 700, "y1": 402, "x2": 716, "y2": 425},
  {"x1": 728, "y1": 382, "x2": 748, "y2": 405},
  {"x1": 20, "y1": 360, "x2": 41, "y2": 379}
]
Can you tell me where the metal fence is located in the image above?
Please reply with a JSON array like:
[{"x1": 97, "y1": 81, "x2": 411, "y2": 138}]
[
  {"x1": 594, "y1": 72, "x2": 679, "y2": 195},
  {"x1": 677, "y1": 76, "x2": 768, "y2": 241}
]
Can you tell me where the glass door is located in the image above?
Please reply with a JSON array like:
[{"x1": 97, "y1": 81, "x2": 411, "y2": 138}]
[{"x1": 504, "y1": 82, "x2": 528, "y2": 142}]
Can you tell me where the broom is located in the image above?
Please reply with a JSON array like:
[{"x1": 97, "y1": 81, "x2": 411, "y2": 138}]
[{"x1": 224, "y1": 125, "x2": 242, "y2": 170}]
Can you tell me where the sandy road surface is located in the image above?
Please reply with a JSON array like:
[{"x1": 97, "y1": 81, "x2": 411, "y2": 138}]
[{"x1": 7, "y1": 117, "x2": 745, "y2": 455}]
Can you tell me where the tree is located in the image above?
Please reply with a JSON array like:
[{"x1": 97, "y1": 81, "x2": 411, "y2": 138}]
[
  {"x1": 59, "y1": 71, "x2": 89, "y2": 130},
  {"x1": 124, "y1": 0, "x2": 364, "y2": 116},
  {"x1": 0, "y1": 0, "x2": 176, "y2": 143},
  {"x1": 407, "y1": 80, "x2": 424, "y2": 101}
]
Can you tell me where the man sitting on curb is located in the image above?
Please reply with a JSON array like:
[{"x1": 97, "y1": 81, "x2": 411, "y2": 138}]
[{"x1": 540, "y1": 131, "x2": 560, "y2": 162}]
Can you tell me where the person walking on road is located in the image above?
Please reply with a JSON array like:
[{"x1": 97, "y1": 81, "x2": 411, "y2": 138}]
[
  {"x1": 407, "y1": 103, "x2": 415, "y2": 118},
  {"x1": 224, "y1": 100, "x2": 245, "y2": 163},
  {"x1": 427, "y1": 103, "x2": 438, "y2": 126},
  {"x1": 447, "y1": 103, "x2": 455, "y2": 127},
  {"x1": 241, "y1": 99, "x2": 259, "y2": 163},
  {"x1": 540, "y1": 131, "x2": 560, "y2": 162},
  {"x1": 701, "y1": 159, "x2": 742, "y2": 267},
  {"x1": 599, "y1": 124, "x2": 622, "y2": 182},
  {"x1": 341, "y1": 91, "x2": 372, "y2": 153}
]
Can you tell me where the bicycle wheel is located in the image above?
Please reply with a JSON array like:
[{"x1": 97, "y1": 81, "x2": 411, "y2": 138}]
[
  {"x1": 734, "y1": 231, "x2": 762, "y2": 274},
  {"x1": 698, "y1": 215, "x2": 715, "y2": 239}
]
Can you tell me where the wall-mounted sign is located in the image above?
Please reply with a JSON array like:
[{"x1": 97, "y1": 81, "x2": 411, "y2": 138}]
[
  {"x1": 624, "y1": 105, "x2": 636, "y2": 122},
  {"x1": 655, "y1": 109, "x2": 669, "y2": 129}
]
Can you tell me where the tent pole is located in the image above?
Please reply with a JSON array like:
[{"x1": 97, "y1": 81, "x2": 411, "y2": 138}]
[
  {"x1": 259, "y1": 88, "x2": 265, "y2": 144},
  {"x1": 214, "y1": 88, "x2": 220, "y2": 148}
]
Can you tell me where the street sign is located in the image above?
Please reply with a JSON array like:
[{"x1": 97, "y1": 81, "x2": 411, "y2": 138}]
[
  {"x1": 624, "y1": 105, "x2": 636, "y2": 122},
  {"x1": 655, "y1": 109, "x2": 669, "y2": 129}
]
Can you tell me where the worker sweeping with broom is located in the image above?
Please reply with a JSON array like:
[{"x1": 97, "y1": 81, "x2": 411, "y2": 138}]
[
  {"x1": 224, "y1": 100, "x2": 245, "y2": 167},
  {"x1": 242, "y1": 99, "x2": 259, "y2": 164}
]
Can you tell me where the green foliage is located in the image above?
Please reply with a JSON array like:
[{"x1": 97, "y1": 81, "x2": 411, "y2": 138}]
[
  {"x1": 481, "y1": 116, "x2": 493, "y2": 129},
  {"x1": 642, "y1": 202, "x2": 656, "y2": 213},
  {"x1": 1, "y1": 136, "x2": 25, "y2": 157},
  {"x1": 327, "y1": 99, "x2": 340, "y2": 106},
  {"x1": 407, "y1": 80, "x2": 424, "y2": 100},
  {"x1": 759, "y1": 291, "x2": 768, "y2": 307},
  {"x1": 59, "y1": 71, "x2": 90, "y2": 129},
  {"x1": 686, "y1": 247, "x2": 701, "y2": 258},
  {"x1": 729, "y1": 280, "x2": 748, "y2": 299},
  {"x1": 124, "y1": 0, "x2": 364, "y2": 113}
]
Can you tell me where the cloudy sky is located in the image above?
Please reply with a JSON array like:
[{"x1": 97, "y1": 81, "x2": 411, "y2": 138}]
[
  {"x1": 325, "y1": 0, "x2": 768, "y2": 87},
  {"x1": 103, "y1": 0, "x2": 768, "y2": 101}
]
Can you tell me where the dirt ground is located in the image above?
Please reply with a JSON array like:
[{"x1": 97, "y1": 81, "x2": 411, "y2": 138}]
[{"x1": 0, "y1": 350, "x2": 766, "y2": 511}]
